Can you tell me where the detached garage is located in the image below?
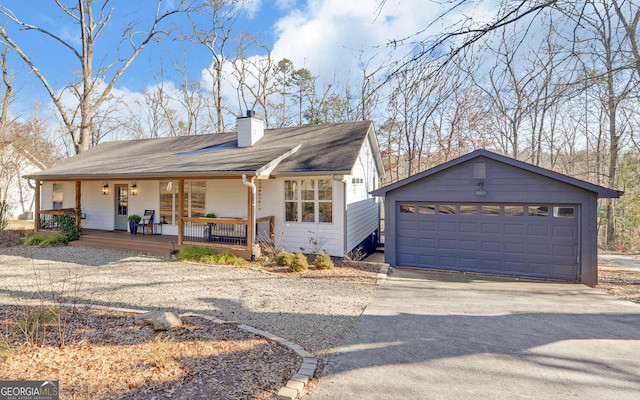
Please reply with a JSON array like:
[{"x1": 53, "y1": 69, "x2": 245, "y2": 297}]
[{"x1": 372, "y1": 150, "x2": 623, "y2": 286}]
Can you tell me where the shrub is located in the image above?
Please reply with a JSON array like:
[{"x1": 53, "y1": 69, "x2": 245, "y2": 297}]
[
  {"x1": 39, "y1": 215, "x2": 81, "y2": 243},
  {"x1": 14, "y1": 305, "x2": 66, "y2": 346},
  {"x1": 23, "y1": 235, "x2": 49, "y2": 246},
  {"x1": 177, "y1": 246, "x2": 215, "y2": 261},
  {"x1": 276, "y1": 251, "x2": 294, "y2": 266},
  {"x1": 315, "y1": 252, "x2": 334, "y2": 270},
  {"x1": 201, "y1": 251, "x2": 246, "y2": 266},
  {"x1": 289, "y1": 252, "x2": 309, "y2": 272},
  {"x1": 23, "y1": 233, "x2": 66, "y2": 247},
  {"x1": 42, "y1": 234, "x2": 66, "y2": 246},
  {"x1": 177, "y1": 246, "x2": 246, "y2": 266}
]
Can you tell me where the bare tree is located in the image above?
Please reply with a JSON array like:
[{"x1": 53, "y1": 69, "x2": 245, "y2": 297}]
[
  {"x1": 560, "y1": 0, "x2": 639, "y2": 245},
  {"x1": 0, "y1": 1, "x2": 190, "y2": 154},
  {"x1": 187, "y1": 0, "x2": 245, "y2": 133},
  {"x1": 231, "y1": 33, "x2": 277, "y2": 126},
  {"x1": 612, "y1": 0, "x2": 640, "y2": 75}
]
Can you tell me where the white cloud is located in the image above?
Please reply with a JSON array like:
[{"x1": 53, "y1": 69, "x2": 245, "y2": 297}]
[{"x1": 269, "y1": 0, "x2": 445, "y2": 81}]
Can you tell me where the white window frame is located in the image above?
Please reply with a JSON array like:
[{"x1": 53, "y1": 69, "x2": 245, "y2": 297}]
[{"x1": 285, "y1": 179, "x2": 333, "y2": 223}]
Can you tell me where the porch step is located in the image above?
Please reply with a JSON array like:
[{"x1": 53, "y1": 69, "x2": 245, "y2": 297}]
[
  {"x1": 376, "y1": 242, "x2": 384, "y2": 253},
  {"x1": 69, "y1": 234, "x2": 178, "y2": 257}
]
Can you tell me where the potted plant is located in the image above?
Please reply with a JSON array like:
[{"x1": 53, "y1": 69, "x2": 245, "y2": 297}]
[
  {"x1": 205, "y1": 213, "x2": 217, "y2": 218},
  {"x1": 128, "y1": 214, "x2": 141, "y2": 234}
]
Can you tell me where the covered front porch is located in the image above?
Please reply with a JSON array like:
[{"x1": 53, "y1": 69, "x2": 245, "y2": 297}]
[{"x1": 34, "y1": 177, "x2": 275, "y2": 260}]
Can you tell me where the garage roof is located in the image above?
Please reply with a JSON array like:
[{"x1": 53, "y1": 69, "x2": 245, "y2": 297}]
[{"x1": 372, "y1": 149, "x2": 623, "y2": 198}]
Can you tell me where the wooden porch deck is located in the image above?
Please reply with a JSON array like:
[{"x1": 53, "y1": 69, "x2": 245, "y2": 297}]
[{"x1": 69, "y1": 229, "x2": 181, "y2": 257}]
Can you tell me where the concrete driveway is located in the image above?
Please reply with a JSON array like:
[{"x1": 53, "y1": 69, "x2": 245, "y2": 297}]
[{"x1": 306, "y1": 269, "x2": 640, "y2": 400}]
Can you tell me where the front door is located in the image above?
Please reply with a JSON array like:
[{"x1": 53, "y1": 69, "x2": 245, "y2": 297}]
[{"x1": 115, "y1": 184, "x2": 128, "y2": 230}]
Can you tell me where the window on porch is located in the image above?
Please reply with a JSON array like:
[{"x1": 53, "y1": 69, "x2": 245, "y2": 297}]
[
  {"x1": 52, "y1": 183, "x2": 64, "y2": 210},
  {"x1": 160, "y1": 181, "x2": 205, "y2": 225}
]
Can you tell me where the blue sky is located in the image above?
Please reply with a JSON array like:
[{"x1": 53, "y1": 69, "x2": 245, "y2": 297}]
[{"x1": 0, "y1": 1, "x2": 497, "y2": 125}]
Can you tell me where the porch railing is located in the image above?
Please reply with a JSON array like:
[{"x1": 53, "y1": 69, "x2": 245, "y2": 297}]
[
  {"x1": 39, "y1": 208, "x2": 76, "y2": 231},
  {"x1": 180, "y1": 216, "x2": 274, "y2": 248}
]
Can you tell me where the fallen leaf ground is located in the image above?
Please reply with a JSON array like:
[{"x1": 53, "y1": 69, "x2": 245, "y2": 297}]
[
  {"x1": 597, "y1": 267, "x2": 640, "y2": 304},
  {"x1": 0, "y1": 307, "x2": 298, "y2": 399}
]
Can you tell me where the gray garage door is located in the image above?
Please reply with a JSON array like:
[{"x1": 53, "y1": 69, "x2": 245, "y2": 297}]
[{"x1": 396, "y1": 202, "x2": 579, "y2": 281}]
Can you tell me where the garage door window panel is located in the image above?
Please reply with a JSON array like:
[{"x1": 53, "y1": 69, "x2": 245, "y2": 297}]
[
  {"x1": 553, "y1": 206, "x2": 575, "y2": 218},
  {"x1": 400, "y1": 204, "x2": 415, "y2": 213},
  {"x1": 438, "y1": 204, "x2": 456, "y2": 215},
  {"x1": 482, "y1": 205, "x2": 500, "y2": 216},
  {"x1": 504, "y1": 205, "x2": 524, "y2": 216},
  {"x1": 419, "y1": 204, "x2": 435, "y2": 214},
  {"x1": 460, "y1": 205, "x2": 478, "y2": 215},
  {"x1": 528, "y1": 206, "x2": 549, "y2": 217}
]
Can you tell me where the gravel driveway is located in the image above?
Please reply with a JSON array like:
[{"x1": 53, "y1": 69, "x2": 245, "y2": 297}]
[{"x1": 0, "y1": 246, "x2": 381, "y2": 371}]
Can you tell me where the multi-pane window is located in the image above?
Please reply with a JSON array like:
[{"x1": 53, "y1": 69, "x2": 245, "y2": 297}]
[
  {"x1": 285, "y1": 179, "x2": 332, "y2": 223},
  {"x1": 184, "y1": 181, "x2": 206, "y2": 218},
  {"x1": 52, "y1": 183, "x2": 64, "y2": 210},
  {"x1": 160, "y1": 181, "x2": 206, "y2": 225}
]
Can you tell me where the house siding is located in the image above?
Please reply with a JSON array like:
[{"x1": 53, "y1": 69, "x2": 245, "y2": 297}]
[
  {"x1": 346, "y1": 198, "x2": 379, "y2": 252},
  {"x1": 82, "y1": 181, "x2": 117, "y2": 230},
  {"x1": 1, "y1": 152, "x2": 40, "y2": 219},
  {"x1": 259, "y1": 177, "x2": 346, "y2": 257},
  {"x1": 208, "y1": 180, "x2": 249, "y2": 220},
  {"x1": 345, "y1": 136, "x2": 380, "y2": 254}
]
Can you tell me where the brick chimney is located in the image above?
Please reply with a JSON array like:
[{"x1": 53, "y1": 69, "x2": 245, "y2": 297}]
[{"x1": 237, "y1": 110, "x2": 264, "y2": 147}]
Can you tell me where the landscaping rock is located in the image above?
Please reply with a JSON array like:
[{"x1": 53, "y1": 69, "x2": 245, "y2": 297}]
[{"x1": 135, "y1": 311, "x2": 182, "y2": 331}]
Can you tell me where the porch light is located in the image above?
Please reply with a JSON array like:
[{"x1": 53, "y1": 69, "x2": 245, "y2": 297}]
[
  {"x1": 102, "y1": 183, "x2": 109, "y2": 195},
  {"x1": 131, "y1": 183, "x2": 137, "y2": 196},
  {"x1": 475, "y1": 181, "x2": 488, "y2": 196}
]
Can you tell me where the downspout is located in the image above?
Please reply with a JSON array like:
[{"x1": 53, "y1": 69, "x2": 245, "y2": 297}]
[
  {"x1": 332, "y1": 174, "x2": 347, "y2": 255},
  {"x1": 242, "y1": 174, "x2": 257, "y2": 260}
]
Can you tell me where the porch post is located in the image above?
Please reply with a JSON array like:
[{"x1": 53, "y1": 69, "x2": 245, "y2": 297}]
[
  {"x1": 177, "y1": 179, "x2": 184, "y2": 245},
  {"x1": 34, "y1": 180, "x2": 41, "y2": 232},
  {"x1": 75, "y1": 181, "x2": 81, "y2": 227}
]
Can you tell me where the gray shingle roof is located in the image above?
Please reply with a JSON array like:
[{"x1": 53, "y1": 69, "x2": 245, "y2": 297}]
[{"x1": 27, "y1": 121, "x2": 377, "y2": 180}]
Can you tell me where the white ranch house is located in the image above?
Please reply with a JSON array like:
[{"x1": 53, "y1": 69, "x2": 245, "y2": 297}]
[{"x1": 27, "y1": 116, "x2": 384, "y2": 259}]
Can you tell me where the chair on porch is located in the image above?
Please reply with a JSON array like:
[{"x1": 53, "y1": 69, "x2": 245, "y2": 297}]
[{"x1": 135, "y1": 210, "x2": 155, "y2": 235}]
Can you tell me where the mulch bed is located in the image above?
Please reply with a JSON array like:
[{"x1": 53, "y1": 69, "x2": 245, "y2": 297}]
[{"x1": 0, "y1": 306, "x2": 299, "y2": 399}]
